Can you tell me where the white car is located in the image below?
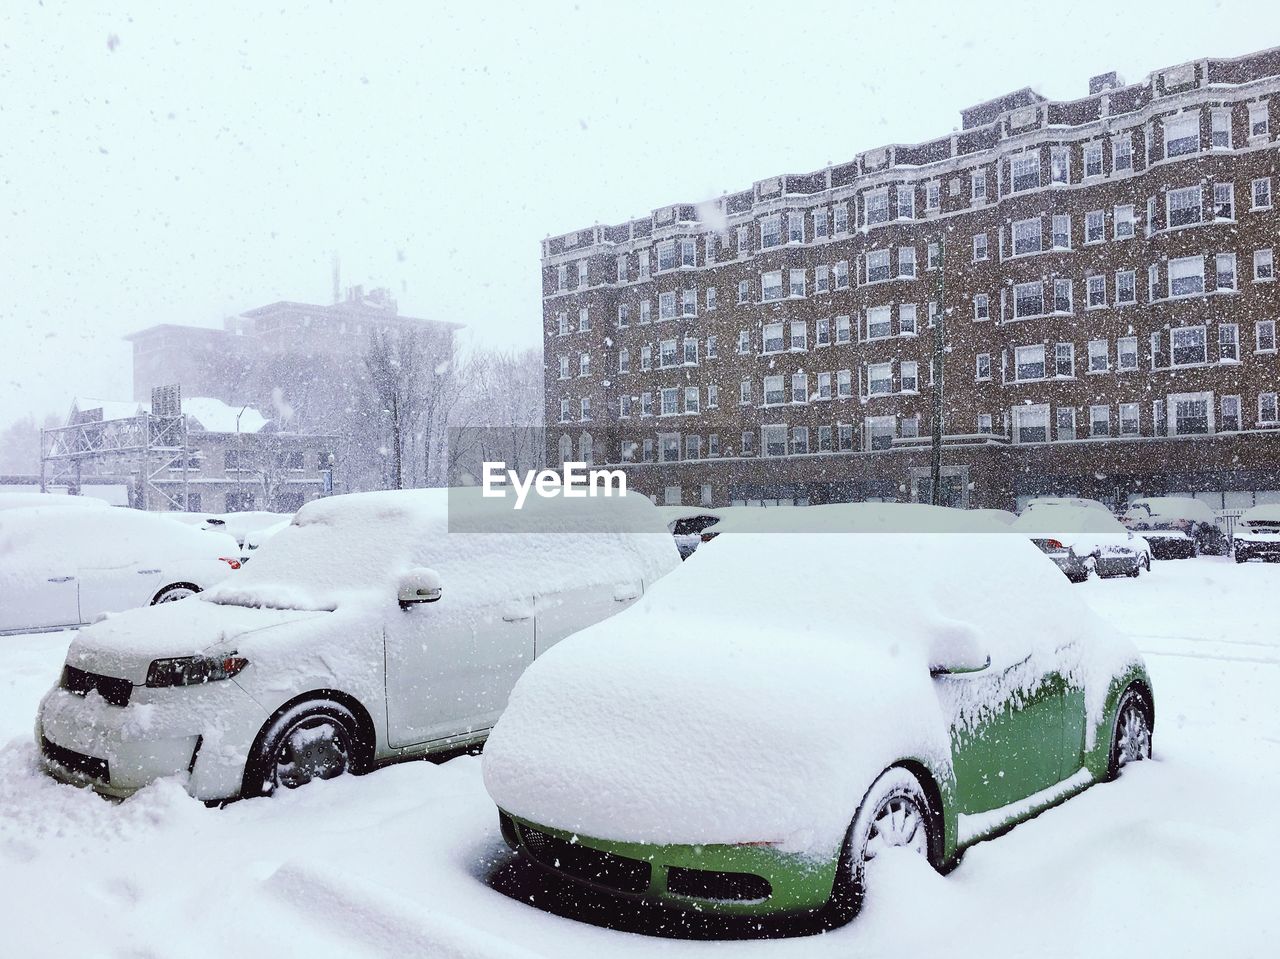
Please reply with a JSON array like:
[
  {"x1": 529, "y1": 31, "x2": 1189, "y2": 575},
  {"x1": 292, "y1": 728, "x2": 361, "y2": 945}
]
[
  {"x1": 1233, "y1": 505, "x2": 1280, "y2": 563},
  {"x1": 0, "y1": 506, "x2": 242, "y2": 635},
  {"x1": 1020, "y1": 496, "x2": 1114, "y2": 515},
  {"x1": 240, "y1": 519, "x2": 291, "y2": 562},
  {"x1": 1012, "y1": 505, "x2": 1151, "y2": 581},
  {"x1": 35, "y1": 488, "x2": 679, "y2": 801},
  {"x1": 165, "y1": 510, "x2": 293, "y2": 548}
]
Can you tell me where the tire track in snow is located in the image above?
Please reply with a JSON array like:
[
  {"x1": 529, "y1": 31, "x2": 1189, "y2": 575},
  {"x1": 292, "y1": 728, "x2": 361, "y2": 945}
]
[
  {"x1": 1130, "y1": 634, "x2": 1280, "y2": 666},
  {"x1": 265, "y1": 859, "x2": 549, "y2": 959}
]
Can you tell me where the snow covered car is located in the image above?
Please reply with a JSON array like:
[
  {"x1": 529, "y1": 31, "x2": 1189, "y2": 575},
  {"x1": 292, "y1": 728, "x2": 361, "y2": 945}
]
[
  {"x1": 1232, "y1": 504, "x2": 1280, "y2": 563},
  {"x1": 35, "y1": 488, "x2": 679, "y2": 801},
  {"x1": 654, "y1": 507, "x2": 723, "y2": 560},
  {"x1": 1012, "y1": 505, "x2": 1151, "y2": 581},
  {"x1": 240, "y1": 518, "x2": 291, "y2": 563},
  {"x1": 0, "y1": 506, "x2": 242, "y2": 635},
  {"x1": 1020, "y1": 496, "x2": 1114, "y2": 516},
  {"x1": 0, "y1": 492, "x2": 110, "y2": 512},
  {"x1": 1121, "y1": 497, "x2": 1227, "y2": 559},
  {"x1": 165, "y1": 510, "x2": 293, "y2": 548},
  {"x1": 483, "y1": 514, "x2": 1153, "y2": 922}
]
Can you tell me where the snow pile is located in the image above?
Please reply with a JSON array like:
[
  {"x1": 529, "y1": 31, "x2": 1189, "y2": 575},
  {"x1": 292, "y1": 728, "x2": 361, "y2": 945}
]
[
  {"x1": 206, "y1": 488, "x2": 679, "y2": 612},
  {"x1": 484, "y1": 523, "x2": 1139, "y2": 854},
  {"x1": 0, "y1": 492, "x2": 109, "y2": 512},
  {"x1": 704, "y1": 502, "x2": 1012, "y2": 535}
]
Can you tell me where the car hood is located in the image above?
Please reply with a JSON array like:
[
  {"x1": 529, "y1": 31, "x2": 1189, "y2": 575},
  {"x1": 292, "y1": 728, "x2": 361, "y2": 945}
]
[
  {"x1": 483, "y1": 622, "x2": 950, "y2": 856},
  {"x1": 64, "y1": 599, "x2": 328, "y2": 685}
]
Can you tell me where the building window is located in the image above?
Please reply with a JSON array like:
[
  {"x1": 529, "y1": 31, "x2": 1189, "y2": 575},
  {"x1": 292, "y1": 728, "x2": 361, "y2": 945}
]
[
  {"x1": 817, "y1": 425, "x2": 833, "y2": 452},
  {"x1": 866, "y1": 188, "x2": 890, "y2": 225},
  {"x1": 1084, "y1": 143, "x2": 1103, "y2": 178},
  {"x1": 558, "y1": 355, "x2": 569, "y2": 379},
  {"x1": 791, "y1": 427, "x2": 810, "y2": 455},
  {"x1": 868, "y1": 363, "x2": 893, "y2": 395},
  {"x1": 835, "y1": 315, "x2": 851, "y2": 344},
  {"x1": 660, "y1": 339, "x2": 677, "y2": 367},
  {"x1": 763, "y1": 375, "x2": 784, "y2": 406},
  {"x1": 834, "y1": 260, "x2": 850, "y2": 289},
  {"x1": 685, "y1": 435, "x2": 701, "y2": 460},
  {"x1": 707, "y1": 435, "x2": 719, "y2": 457},
  {"x1": 706, "y1": 383, "x2": 719, "y2": 409},
  {"x1": 641, "y1": 345, "x2": 652, "y2": 370},
  {"x1": 896, "y1": 184, "x2": 915, "y2": 220},
  {"x1": 787, "y1": 211, "x2": 804, "y2": 243},
  {"x1": 1214, "y1": 183, "x2": 1235, "y2": 219},
  {"x1": 1216, "y1": 253, "x2": 1237, "y2": 290},
  {"x1": 763, "y1": 322, "x2": 784, "y2": 353},
  {"x1": 706, "y1": 334, "x2": 718, "y2": 359},
  {"x1": 1056, "y1": 408, "x2": 1075, "y2": 441},
  {"x1": 1119, "y1": 403, "x2": 1140, "y2": 437},
  {"x1": 706, "y1": 286, "x2": 717, "y2": 311},
  {"x1": 927, "y1": 241, "x2": 940, "y2": 269},
  {"x1": 659, "y1": 292, "x2": 676, "y2": 319},
  {"x1": 739, "y1": 378, "x2": 752, "y2": 405},
  {"x1": 1015, "y1": 344, "x2": 1046, "y2": 381},
  {"x1": 901, "y1": 361, "x2": 918, "y2": 392},
  {"x1": 1211, "y1": 109, "x2": 1232, "y2": 149},
  {"x1": 1114, "y1": 205, "x2": 1135, "y2": 239},
  {"x1": 683, "y1": 338, "x2": 698, "y2": 365},
  {"x1": 657, "y1": 241, "x2": 676, "y2": 271},
  {"x1": 735, "y1": 226, "x2": 749, "y2": 256},
  {"x1": 1250, "y1": 102, "x2": 1271, "y2": 138},
  {"x1": 642, "y1": 392, "x2": 653, "y2": 415},
  {"x1": 1164, "y1": 112, "x2": 1200, "y2": 157},
  {"x1": 789, "y1": 269, "x2": 806, "y2": 297},
  {"x1": 898, "y1": 247, "x2": 917, "y2": 277},
  {"x1": 761, "y1": 215, "x2": 782, "y2": 248},
  {"x1": 1258, "y1": 319, "x2": 1277, "y2": 353},
  {"x1": 737, "y1": 280, "x2": 749, "y2": 304},
  {"x1": 838, "y1": 423, "x2": 854, "y2": 451},
  {"x1": 1253, "y1": 178, "x2": 1273, "y2": 210},
  {"x1": 619, "y1": 395, "x2": 631, "y2": 417},
  {"x1": 1171, "y1": 327, "x2": 1207, "y2": 366},
  {"x1": 660, "y1": 436, "x2": 679, "y2": 463},
  {"x1": 926, "y1": 182, "x2": 940, "y2": 211},
  {"x1": 1087, "y1": 275, "x2": 1106, "y2": 308},
  {"x1": 1221, "y1": 395, "x2": 1241, "y2": 432},
  {"x1": 816, "y1": 317, "x2": 831, "y2": 346},
  {"x1": 791, "y1": 373, "x2": 808, "y2": 404},
  {"x1": 762, "y1": 425, "x2": 788, "y2": 457},
  {"x1": 762, "y1": 271, "x2": 783, "y2": 302},
  {"x1": 616, "y1": 304, "x2": 630, "y2": 329},
  {"x1": 1050, "y1": 147, "x2": 1069, "y2": 184},
  {"x1": 1219, "y1": 324, "x2": 1239, "y2": 362},
  {"x1": 813, "y1": 208, "x2": 829, "y2": 238},
  {"x1": 1172, "y1": 394, "x2": 1211, "y2": 435},
  {"x1": 978, "y1": 413, "x2": 993, "y2": 434},
  {"x1": 866, "y1": 306, "x2": 892, "y2": 340},
  {"x1": 579, "y1": 353, "x2": 590, "y2": 377},
  {"x1": 971, "y1": 168, "x2": 988, "y2": 202},
  {"x1": 1052, "y1": 279, "x2": 1072, "y2": 314},
  {"x1": 1113, "y1": 134, "x2": 1132, "y2": 171},
  {"x1": 815, "y1": 264, "x2": 830, "y2": 293},
  {"x1": 555, "y1": 312, "x2": 568, "y2": 336},
  {"x1": 1118, "y1": 337, "x2": 1138, "y2": 371},
  {"x1": 1090, "y1": 405, "x2": 1110, "y2": 437},
  {"x1": 1167, "y1": 186, "x2": 1201, "y2": 227},
  {"x1": 580, "y1": 397, "x2": 591, "y2": 421},
  {"x1": 737, "y1": 330, "x2": 750, "y2": 354},
  {"x1": 1055, "y1": 342, "x2": 1074, "y2": 377},
  {"x1": 1088, "y1": 339, "x2": 1109, "y2": 373},
  {"x1": 1014, "y1": 405, "x2": 1049, "y2": 443},
  {"x1": 1052, "y1": 214, "x2": 1070, "y2": 249},
  {"x1": 1255, "y1": 249, "x2": 1274, "y2": 281},
  {"x1": 976, "y1": 353, "x2": 991, "y2": 380},
  {"x1": 684, "y1": 386, "x2": 700, "y2": 414},
  {"x1": 974, "y1": 293, "x2": 990, "y2": 320},
  {"x1": 867, "y1": 416, "x2": 896, "y2": 450},
  {"x1": 1168, "y1": 256, "x2": 1204, "y2": 297},
  {"x1": 834, "y1": 203, "x2": 849, "y2": 234},
  {"x1": 1153, "y1": 401, "x2": 1167, "y2": 436},
  {"x1": 639, "y1": 300, "x2": 651, "y2": 324},
  {"x1": 838, "y1": 369, "x2": 852, "y2": 397},
  {"x1": 817, "y1": 372, "x2": 833, "y2": 400},
  {"x1": 578, "y1": 308, "x2": 591, "y2": 332},
  {"x1": 972, "y1": 233, "x2": 988, "y2": 261},
  {"x1": 681, "y1": 288, "x2": 697, "y2": 316},
  {"x1": 899, "y1": 304, "x2": 917, "y2": 336},
  {"x1": 1012, "y1": 218, "x2": 1041, "y2": 255},
  {"x1": 790, "y1": 320, "x2": 807, "y2": 351},
  {"x1": 866, "y1": 249, "x2": 891, "y2": 282},
  {"x1": 1116, "y1": 270, "x2": 1136, "y2": 305},
  {"x1": 1014, "y1": 281, "x2": 1044, "y2": 319},
  {"x1": 741, "y1": 430, "x2": 754, "y2": 454},
  {"x1": 660, "y1": 388, "x2": 678, "y2": 416},
  {"x1": 1146, "y1": 196, "x2": 1157, "y2": 236},
  {"x1": 1085, "y1": 210, "x2": 1105, "y2": 243},
  {"x1": 577, "y1": 260, "x2": 588, "y2": 287}
]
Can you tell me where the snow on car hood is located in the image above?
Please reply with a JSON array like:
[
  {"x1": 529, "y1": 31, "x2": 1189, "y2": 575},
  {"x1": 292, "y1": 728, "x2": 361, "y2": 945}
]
[
  {"x1": 64, "y1": 598, "x2": 327, "y2": 685},
  {"x1": 484, "y1": 528, "x2": 1140, "y2": 856}
]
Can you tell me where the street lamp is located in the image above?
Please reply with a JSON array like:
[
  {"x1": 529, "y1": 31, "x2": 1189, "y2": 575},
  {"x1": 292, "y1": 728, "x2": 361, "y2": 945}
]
[{"x1": 235, "y1": 404, "x2": 248, "y2": 511}]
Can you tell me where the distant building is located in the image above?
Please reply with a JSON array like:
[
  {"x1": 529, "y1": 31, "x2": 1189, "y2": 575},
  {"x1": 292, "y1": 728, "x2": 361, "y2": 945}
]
[
  {"x1": 541, "y1": 46, "x2": 1280, "y2": 514},
  {"x1": 45, "y1": 396, "x2": 336, "y2": 514}
]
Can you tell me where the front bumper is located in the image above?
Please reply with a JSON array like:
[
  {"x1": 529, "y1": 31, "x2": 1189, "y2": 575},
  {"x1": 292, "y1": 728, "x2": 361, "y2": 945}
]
[
  {"x1": 499, "y1": 810, "x2": 838, "y2": 917},
  {"x1": 1235, "y1": 537, "x2": 1280, "y2": 560},
  {"x1": 36, "y1": 675, "x2": 267, "y2": 801},
  {"x1": 1140, "y1": 533, "x2": 1195, "y2": 559}
]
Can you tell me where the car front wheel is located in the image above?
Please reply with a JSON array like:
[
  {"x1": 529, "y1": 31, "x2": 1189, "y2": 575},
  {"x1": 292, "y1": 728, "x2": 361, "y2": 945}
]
[
  {"x1": 152, "y1": 583, "x2": 200, "y2": 604},
  {"x1": 1107, "y1": 687, "x2": 1152, "y2": 779},
  {"x1": 829, "y1": 767, "x2": 936, "y2": 923},
  {"x1": 245, "y1": 701, "x2": 362, "y2": 797}
]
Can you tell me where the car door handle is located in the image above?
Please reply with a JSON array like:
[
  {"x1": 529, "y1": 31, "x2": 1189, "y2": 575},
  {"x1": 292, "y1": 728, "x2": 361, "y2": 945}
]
[
  {"x1": 47, "y1": 576, "x2": 75, "y2": 583},
  {"x1": 137, "y1": 569, "x2": 161, "y2": 574},
  {"x1": 502, "y1": 614, "x2": 532, "y2": 622}
]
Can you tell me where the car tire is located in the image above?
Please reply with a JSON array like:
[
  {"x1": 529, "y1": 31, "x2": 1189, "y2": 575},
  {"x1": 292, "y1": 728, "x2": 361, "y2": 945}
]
[
  {"x1": 828, "y1": 767, "x2": 937, "y2": 923},
  {"x1": 244, "y1": 701, "x2": 362, "y2": 798},
  {"x1": 151, "y1": 582, "x2": 201, "y2": 605},
  {"x1": 1234, "y1": 549, "x2": 1248, "y2": 564},
  {"x1": 1107, "y1": 687, "x2": 1153, "y2": 780}
]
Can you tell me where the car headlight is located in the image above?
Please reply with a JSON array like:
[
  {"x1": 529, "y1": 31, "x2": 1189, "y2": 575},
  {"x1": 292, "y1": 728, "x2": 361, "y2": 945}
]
[{"x1": 146, "y1": 653, "x2": 249, "y2": 687}]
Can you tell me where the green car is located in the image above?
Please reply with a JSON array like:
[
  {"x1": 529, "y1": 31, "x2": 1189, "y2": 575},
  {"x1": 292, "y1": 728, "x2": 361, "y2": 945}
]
[{"x1": 482, "y1": 508, "x2": 1154, "y2": 923}]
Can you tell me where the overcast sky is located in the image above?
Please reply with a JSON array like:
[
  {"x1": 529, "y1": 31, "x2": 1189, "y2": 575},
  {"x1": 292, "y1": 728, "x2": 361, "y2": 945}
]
[{"x1": 1, "y1": 0, "x2": 1275, "y2": 429}]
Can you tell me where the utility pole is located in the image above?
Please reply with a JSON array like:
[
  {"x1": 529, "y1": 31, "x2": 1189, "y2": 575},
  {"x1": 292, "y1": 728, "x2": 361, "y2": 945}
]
[{"x1": 929, "y1": 234, "x2": 946, "y2": 505}]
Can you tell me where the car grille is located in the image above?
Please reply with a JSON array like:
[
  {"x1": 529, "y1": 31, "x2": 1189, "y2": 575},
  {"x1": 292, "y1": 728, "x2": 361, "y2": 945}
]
[
  {"x1": 61, "y1": 664, "x2": 132, "y2": 707},
  {"x1": 517, "y1": 824, "x2": 651, "y2": 894},
  {"x1": 41, "y1": 736, "x2": 109, "y2": 783},
  {"x1": 666, "y1": 866, "x2": 772, "y2": 902}
]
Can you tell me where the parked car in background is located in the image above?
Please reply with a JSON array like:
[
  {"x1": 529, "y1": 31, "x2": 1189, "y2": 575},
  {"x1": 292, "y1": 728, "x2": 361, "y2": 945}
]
[
  {"x1": 1121, "y1": 497, "x2": 1227, "y2": 558},
  {"x1": 35, "y1": 488, "x2": 680, "y2": 802},
  {"x1": 483, "y1": 513, "x2": 1152, "y2": 923},
  {"x1": 165, "y1": 510, "x2": 293, "y2": 548},
  {"x1": 0, "y1": 507, "x2": 241, "y2": 635},
  {"x1": 654, "y1": 507, "x2": 724, "y2": 559},
  {"x1": 968, "y1": 508, "x2": 1019, "y2": 526},
  {"x1": 1232, "y1": 505, "x2": 1280, "y2": 563},
  {"x1": 240, "y1": 519, "x2": 292, "y2": 563},
  {"x1": 1012, "y1": 505, "x2": 1151, "y2": 581},
  {"x1": 1020, "y1": 496, "x2": 1114, "y2": 516}
]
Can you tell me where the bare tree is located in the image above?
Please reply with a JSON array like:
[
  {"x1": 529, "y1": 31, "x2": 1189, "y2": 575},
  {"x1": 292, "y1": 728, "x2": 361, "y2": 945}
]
[{"x1": 364, "y1": 328, "x2": 425, "y2": 489}]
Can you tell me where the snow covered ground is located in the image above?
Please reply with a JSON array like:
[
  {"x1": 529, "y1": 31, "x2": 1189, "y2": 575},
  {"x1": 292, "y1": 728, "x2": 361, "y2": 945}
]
[{"x1": 1, "y1": 558, "x2": 1277, "y2": 958}]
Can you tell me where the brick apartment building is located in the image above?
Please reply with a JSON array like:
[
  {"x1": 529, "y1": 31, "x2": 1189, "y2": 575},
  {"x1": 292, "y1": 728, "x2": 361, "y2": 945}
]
[{"x1": 541, "y1": 46, "x2": 1280, "y2": 513}]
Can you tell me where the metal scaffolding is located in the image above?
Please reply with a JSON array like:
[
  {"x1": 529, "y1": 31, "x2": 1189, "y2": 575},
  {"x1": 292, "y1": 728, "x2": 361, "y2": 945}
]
[{"x1": 40, "y1": 407, "x2": 191, "y2": 511}]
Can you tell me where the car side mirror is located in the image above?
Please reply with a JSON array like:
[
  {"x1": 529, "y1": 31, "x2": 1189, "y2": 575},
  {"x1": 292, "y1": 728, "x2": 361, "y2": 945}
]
[
  {"x1": 398, "y1": 568, "x2": 442, "y2": 609},
  {"x1": 928, "y1": 624, "x2": 991, "y2": 676}
]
